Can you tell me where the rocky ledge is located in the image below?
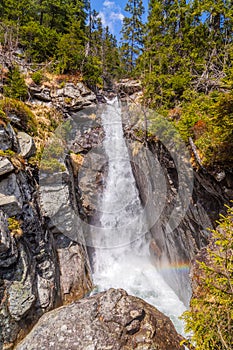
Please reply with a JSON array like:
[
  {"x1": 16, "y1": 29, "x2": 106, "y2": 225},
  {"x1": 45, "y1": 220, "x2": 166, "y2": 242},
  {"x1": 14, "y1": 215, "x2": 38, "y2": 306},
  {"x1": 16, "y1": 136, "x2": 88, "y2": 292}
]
[
  {"x1": 29, "y1": 81, "x2": 97, "y2": 112},
  {"x1": 15, "y1": 288, "x2": 185, "y2": 350}
]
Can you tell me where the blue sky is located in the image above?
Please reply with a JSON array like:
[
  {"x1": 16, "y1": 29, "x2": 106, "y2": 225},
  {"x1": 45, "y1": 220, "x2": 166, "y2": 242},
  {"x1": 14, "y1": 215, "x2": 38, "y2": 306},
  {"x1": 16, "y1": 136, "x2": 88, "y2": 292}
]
[{"x1": 90, "y1": 0, "x2": 148, "y2": 42}]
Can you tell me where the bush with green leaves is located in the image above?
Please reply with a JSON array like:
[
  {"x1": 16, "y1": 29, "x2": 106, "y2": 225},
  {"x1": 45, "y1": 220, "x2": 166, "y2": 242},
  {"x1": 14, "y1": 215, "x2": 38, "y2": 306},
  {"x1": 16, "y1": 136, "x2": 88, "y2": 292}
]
[
  {"x1": 170, "y1": 91, "x2": 233, "y2": 167},
  {"x1": 20, "y1": 22, "x2": 59, "y2": 62},
  {"x1": 56, "y1": 21, "x2": 85, "y2": 73},
  {"x1": 0, "y1": 98, "x2": 37, "y2": 135},
  {"x1": 82, "y1": 55, "x2": 103, "y2": 88},
  {"x1": 181, "y1": 206, "x2": 233, "y2": 350},
  {"x1": 31, "y1": 70, "x2": 44, "y2": 85}
]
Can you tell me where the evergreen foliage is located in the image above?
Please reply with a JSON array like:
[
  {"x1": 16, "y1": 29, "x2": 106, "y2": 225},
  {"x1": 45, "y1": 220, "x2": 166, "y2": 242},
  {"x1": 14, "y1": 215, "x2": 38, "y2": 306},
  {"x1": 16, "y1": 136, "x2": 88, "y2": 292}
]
[
  {"x1": 1, "y1": 0, "x2": 233, "y2": 168},
  {"x1": 181, "y1": 206, "x2": 233, "y2": 350},
  {"x1": 140, "y1": 0, "x2": 233, "y2": 108},
  {"x1": 0, "y1": 97, "x2": 37, "y2": 134},
  {"x1": 135, "y1": 0, "x2": 233, "y2": 168},
  {"x1": 0, "y1": 0, "x2": 121, "y2": 87},
  {"x1": 3, "y1": 65, "x2": 28, "y2": 100},
  {"x1": 120, "y1": 0, "x2": 145, "y2": 74}
]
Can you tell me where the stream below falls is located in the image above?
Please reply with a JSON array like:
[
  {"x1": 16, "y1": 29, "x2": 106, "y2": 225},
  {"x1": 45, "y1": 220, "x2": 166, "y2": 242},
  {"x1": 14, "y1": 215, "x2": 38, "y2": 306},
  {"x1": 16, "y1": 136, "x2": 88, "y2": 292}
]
[{"x1": 92, "y1": 98, "x2": 186, "y2": 335}]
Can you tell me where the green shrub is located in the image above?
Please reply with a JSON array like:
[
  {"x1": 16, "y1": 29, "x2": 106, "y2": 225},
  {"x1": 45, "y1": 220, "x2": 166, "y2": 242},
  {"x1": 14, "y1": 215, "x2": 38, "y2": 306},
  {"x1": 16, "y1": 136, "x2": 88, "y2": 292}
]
[
  {"x1": 82, "y1": 55, "x2": 103, "y2": 88},
  {"x1": 0, "y1": 98, "x2": 37, "y2": 135},
  {"x1": 31, "y1": 70, "x2": 44, "y2": 85},
  {"x1": 172, "y1": 92, "x2": 233, "y2": 167},
  {"x1": 181, "y1": 206, "x2": 233, "y2": 349},
  {"x1": 20, "y1": 21, "x2": 59, "y2": 62},
  {"x1": 3, "y1": 65, "x2": 28, "y2": 101},
  {"x1": 8, "y1": 217, "x2": 23, "y2": 238},
  {"x1": 40, "y1": 158, "x2": 66, "y2": 174}
]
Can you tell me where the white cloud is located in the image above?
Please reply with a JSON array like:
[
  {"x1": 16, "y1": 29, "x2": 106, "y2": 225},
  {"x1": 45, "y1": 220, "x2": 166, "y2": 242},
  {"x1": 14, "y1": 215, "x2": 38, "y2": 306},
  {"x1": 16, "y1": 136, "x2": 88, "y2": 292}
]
[
  {"x1": 103, "y1": 1, "x2": 115, "y2": 8},
  {"x1": 98, "y1": 11, "x2": 107, "y2": 27},
  {"x1": 98, "y1": 1, "x2": 124, "y2": 34},
  {"x1": 110, "y1": 12, "x2": 124, "y2": 22}
]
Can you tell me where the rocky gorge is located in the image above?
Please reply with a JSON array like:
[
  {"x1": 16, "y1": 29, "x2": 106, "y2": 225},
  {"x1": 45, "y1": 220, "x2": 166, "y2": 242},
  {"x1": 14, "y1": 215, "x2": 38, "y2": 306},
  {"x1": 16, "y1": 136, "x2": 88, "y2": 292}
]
[{"x1": 0, "y1": 73, "x2": 232, "y2": 350}]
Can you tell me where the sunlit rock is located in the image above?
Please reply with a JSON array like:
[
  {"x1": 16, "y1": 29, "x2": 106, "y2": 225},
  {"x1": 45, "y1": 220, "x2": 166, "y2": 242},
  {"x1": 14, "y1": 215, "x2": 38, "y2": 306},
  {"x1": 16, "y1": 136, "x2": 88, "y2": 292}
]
[{"x1": 15, "y1": 289, "x2": 185, "y2": 350}]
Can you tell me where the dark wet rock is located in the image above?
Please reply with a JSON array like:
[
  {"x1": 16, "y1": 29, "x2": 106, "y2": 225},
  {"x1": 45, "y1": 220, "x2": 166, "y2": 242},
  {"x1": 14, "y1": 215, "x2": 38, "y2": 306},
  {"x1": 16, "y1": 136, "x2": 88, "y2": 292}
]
[
  {"x1": 0, "y1": 210, "x2": 18, "y2": 267},
  {"x1": 39, "y1": 152, "x2": 93, "y2": 299},
  {"x1": 119, "y1": 103, "x2": 232, "y2": 305},
  {"x1": 0, "y1": 170, "x2": 59, "y2": 348},
  {"x1": 7, "y1": 243, "x2": 36, "y2": 321},
  {"x1": 54, "y1": 233, "x2": 92, "y2": 304},
  {"x1": 77, "y1": 150, "x2": 106, "y2": 220},
  {"x1": 0, "y1": 166, "x2": 93, "y2": 348},
  {"x1": 66, "y1": 110, "x2": 105, "y2": 220},
  {"x1": 17, "y1": 132, "x2": 36, "y2": 158},
  {"x1": 15, "y1": 288, "x2": 185, "y2": 350},
  {"x1": 96, "y1": 93, "x2": 107, "y2": 103},
  {"x1": 0, "y1": 210, "x2": 10, "y2": 253},
  {"x1": 126, "y1": 133, "x2": 232, "y2": 306}
]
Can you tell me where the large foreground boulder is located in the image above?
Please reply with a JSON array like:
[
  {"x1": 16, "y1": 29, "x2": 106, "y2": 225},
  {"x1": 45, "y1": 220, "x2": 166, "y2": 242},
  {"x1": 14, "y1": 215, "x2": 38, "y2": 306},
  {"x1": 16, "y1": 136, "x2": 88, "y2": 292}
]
[{"x1": 15, "y1": 288, "x2": 184, "y2": 350}]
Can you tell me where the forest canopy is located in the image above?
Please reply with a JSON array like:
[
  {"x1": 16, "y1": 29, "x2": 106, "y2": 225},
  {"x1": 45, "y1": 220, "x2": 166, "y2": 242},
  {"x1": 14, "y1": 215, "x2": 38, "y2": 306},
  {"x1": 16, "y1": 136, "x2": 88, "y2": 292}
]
[{"x1": 0, "y1": 0, "x2": 233, "y2": 167}]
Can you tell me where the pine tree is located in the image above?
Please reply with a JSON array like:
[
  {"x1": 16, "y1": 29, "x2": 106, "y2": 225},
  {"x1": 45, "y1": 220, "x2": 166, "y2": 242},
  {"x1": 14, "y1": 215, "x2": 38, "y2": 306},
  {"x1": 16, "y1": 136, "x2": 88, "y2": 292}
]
[
  {"x1": 139, "y1": 0, "x2": 233, "y2": 108},
  {"x1": 1, "y1": 0, "x2": 35, "y2": 25},
  {"x1": 102, "y1": 27, "x2": 121, "y2": 86},
  {"x1": 34, "y1": 0, "x2": 88, "y2": 33},
  {"x1": 120, "y1": 0, "x2": 145, "y2": 73},
  {"x1": 138, "y1": 0, "x2": 193, "y2": 107},
  {"x1": 57, "y1": 20, "x2": 86, "y2": 73}
]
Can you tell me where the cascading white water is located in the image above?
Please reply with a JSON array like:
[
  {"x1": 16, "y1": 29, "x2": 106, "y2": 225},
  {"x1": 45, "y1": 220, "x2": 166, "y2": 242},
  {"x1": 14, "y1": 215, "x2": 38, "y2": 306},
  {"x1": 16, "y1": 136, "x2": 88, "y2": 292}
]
[{"x1": 93, "y1": 98, "x2": 186, "y2": 335}]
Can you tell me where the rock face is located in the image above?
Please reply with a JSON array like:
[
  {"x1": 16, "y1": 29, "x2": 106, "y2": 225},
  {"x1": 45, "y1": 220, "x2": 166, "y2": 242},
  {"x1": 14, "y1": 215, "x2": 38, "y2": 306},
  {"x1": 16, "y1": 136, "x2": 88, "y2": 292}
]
[
  {"x1": 115, "y1": 79, "x2": 142, "y2": 96},
  {"x1": 66, "y1": 107, "x2": 106, "y2": 221},
  {"x1": 15, "y1": 288, "x2": 185, "y2": 350},
  {"x1": 29, "y1": 82, "x2": 97, "y2": 111},
  {"x1": 0, "y1": 123, "x2": 19, "y2": 152},
  {"x1": 0, "y1": 120, "x2": 93, "y2": 349},
  {"x1": 17, "y1": 132, "x2": 36, "y2": 158},
  {"x1": 0, "y1": 158, "x2": 14, "y2": 176},
  {"x1": 0, "y1": 210, "x2": 18, "y2": 267},
  {"x1": 114, "y1": 79, "x2": 143, "y2": 103},
  {"x1": 125, "y1": 128, "x2": 232, "y2": 305}
]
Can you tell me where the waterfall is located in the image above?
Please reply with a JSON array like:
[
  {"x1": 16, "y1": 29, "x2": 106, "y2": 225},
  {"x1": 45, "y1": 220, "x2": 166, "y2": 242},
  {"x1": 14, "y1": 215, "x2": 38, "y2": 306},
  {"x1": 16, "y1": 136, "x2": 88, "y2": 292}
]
[{"x1": 92, "y1": 98, "x2": 186, "y2": 335}]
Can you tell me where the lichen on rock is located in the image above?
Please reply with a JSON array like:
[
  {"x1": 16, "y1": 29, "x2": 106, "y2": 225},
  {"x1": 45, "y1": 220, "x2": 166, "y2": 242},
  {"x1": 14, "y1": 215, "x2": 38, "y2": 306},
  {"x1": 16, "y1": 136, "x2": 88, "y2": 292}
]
[{"x1": 15, "y1": 288, "x2": 185, "y2": 350}]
